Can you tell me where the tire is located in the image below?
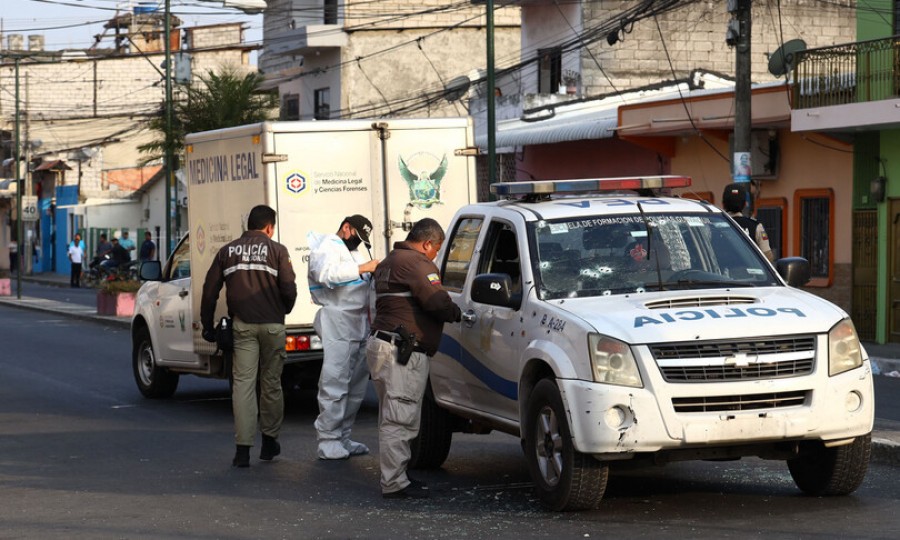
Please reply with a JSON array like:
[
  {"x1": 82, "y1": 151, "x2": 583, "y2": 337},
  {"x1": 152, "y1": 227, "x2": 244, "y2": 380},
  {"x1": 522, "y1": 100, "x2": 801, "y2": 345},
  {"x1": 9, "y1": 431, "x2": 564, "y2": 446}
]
[
  {"x1": 787, "y1": 433, "x2": 871, "y2": 496},
  {"x1": 523, "y1": 379, "x2": 608, "y2": 511},
  {"x1": 132, "y1": 326, "x2": 179, "y2": 398},
  {"x1": 409, "y1": 387, "x2": 454, "y2": 470}
]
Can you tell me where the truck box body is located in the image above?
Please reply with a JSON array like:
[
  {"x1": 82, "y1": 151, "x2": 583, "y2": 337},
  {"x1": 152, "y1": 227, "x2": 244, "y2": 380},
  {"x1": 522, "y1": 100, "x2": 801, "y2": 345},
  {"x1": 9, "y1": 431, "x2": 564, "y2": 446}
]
[{"x1": 132, "y1": 119, "x2": 477, "y2": 393}]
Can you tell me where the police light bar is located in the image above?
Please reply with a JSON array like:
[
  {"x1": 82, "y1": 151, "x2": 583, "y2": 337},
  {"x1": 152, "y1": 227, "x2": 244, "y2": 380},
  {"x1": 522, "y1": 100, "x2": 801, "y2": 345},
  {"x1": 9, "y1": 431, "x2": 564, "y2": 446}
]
[{"x1": 490, "y1": 175, "x2": 692, "y2": 197}]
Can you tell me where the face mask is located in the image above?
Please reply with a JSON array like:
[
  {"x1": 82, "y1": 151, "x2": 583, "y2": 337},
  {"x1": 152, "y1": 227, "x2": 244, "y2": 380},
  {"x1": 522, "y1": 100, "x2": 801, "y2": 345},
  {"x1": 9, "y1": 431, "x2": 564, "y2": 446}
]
[{"x1": 343, "y1": 235, "x2": 362, "y2": 251}]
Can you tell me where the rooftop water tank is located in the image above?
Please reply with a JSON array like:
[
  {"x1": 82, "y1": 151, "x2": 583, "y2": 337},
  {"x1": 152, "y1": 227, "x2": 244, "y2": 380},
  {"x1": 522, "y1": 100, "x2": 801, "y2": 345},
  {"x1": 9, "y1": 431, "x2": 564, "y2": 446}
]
[{"x1": 134, "y1": 2, "x2": 158, "y2": 15}]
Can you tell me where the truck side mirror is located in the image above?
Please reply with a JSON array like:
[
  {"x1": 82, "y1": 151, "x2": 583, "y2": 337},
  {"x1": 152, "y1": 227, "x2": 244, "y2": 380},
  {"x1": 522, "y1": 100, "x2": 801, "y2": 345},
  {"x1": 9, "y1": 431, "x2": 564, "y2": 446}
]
[
  {"x1": 471, "y1": 273, "x2": 521, "y2": 309},
  {"x1": 140, "y1": 260, "x2": 162, "y2": 281},
  {"x1": 775, "y1": 257, "x2": 810, "y2": 287}
]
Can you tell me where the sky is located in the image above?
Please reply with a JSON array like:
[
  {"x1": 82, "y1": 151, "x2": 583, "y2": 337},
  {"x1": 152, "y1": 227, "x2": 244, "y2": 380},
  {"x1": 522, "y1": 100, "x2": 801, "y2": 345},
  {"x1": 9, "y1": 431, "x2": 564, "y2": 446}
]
[{"x1": 1, "y1": 0, "x2": 263, "y2": 56}]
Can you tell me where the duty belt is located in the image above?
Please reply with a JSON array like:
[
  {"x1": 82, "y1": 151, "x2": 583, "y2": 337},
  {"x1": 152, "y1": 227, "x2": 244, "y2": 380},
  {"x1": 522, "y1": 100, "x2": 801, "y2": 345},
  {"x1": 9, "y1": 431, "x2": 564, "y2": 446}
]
[{"x1": 371, "y1": 330, "x2": 426, "y2": 353}]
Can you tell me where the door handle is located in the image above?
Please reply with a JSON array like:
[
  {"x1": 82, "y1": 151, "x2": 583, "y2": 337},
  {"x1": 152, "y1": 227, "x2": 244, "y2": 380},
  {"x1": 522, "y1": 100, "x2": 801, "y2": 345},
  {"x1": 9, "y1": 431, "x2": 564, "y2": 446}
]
[
  {"x1": 462, "y1": 309, "x2": 477, "y2": 327},
  {"x1": 178, "y1": 290, "x2": 189, "y2": 298}
]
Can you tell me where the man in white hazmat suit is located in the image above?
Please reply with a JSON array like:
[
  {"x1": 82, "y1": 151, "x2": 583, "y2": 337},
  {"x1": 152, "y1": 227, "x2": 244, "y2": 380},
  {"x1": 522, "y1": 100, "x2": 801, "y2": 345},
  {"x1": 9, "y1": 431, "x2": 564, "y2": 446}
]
[{"x1": 308, "y1": 215, "x2": 380, "y2": 460}]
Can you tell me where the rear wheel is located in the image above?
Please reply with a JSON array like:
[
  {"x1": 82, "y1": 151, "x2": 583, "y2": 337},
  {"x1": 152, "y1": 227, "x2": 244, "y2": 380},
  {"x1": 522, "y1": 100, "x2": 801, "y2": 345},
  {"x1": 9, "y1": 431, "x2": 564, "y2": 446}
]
[
  {"x1": 788, "y1": 434, "x2": 871, "y2": 496},
  {"x1": 524, "y1": 379, "x2": 608, "y2": 511},
  {"x1": 132, "y1": 326, "x2": 179, "y2": 398},
  {"x1": 409, "y1": 387, "x2": 454, "y2": 469}
]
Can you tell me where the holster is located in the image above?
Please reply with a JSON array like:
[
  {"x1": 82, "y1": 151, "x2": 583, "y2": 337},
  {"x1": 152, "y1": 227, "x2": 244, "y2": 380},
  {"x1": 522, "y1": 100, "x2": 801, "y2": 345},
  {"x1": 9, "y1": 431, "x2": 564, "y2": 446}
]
[
  {"x1": 215, "y1": 316, "x2": 234, "y2": 354},
  {"x1": 394, "y1": 325, "x2": 417, "y2": 366}
]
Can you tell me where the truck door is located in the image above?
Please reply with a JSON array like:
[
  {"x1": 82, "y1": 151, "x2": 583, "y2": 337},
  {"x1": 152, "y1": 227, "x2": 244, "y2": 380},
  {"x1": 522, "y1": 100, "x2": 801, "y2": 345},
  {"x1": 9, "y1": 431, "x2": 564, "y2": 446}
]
[
  {"x1": 380, "y1": 122, "x2": 477, "y2": 247},
  {"x1": 156, "y1": 236, "x2": 196, "y2": 364},
  {"x1": 437, "y1": 218, "x2": 522, "y2": 423}
]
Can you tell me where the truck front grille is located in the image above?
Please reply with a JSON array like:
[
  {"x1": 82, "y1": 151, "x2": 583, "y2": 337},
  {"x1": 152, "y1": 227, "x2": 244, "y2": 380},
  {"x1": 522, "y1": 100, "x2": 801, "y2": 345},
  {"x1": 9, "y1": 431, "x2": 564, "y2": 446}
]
[
  {"x1": 650, "y1": 336, "x2": 816, "y2": 382},
  {"x1": 672, "y1": 390, "x2": 809, "y2": 413}
]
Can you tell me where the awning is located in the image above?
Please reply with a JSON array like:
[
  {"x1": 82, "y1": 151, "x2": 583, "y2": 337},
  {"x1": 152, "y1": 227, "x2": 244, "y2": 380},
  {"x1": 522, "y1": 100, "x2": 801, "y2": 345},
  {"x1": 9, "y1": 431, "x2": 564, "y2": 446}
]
[{"x1": 34, "y1": 159, "x2": 72, "y2": 172}]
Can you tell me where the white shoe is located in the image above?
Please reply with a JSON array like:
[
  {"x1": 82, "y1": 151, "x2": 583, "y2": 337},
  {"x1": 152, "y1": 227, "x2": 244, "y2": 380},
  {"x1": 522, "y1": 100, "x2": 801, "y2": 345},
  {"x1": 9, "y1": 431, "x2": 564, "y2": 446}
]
[
  {"x1": 317, "y1": 440, "x2": 350, "y2": 460},
  {"x1": 342, "y1": 439, "x2": 369, "y2": 456}
]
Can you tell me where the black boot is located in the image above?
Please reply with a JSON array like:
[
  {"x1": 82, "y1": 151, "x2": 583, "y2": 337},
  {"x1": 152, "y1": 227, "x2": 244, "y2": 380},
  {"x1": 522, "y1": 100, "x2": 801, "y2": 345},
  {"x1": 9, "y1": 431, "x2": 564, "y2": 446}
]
[
  {"x1": 260, "y1": 434, "x2": 281, "y2": 461},
  {"x1": 232, "y1": 445, "x2": 250, "y2": 468}
]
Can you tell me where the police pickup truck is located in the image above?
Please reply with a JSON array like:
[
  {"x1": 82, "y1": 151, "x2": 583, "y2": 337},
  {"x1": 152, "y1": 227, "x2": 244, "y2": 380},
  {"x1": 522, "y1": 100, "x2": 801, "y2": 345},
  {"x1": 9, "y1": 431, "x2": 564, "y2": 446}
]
[{"x1": 413, "y1": 176, "x2": 874, "y2": 511}]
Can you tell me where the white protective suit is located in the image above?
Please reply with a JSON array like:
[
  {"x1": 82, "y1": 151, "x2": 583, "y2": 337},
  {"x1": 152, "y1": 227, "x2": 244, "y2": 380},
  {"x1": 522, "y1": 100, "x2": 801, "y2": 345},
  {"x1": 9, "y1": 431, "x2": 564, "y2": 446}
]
[{"x1": 307, "y1": 231, "x2": 373, "y2": 458}]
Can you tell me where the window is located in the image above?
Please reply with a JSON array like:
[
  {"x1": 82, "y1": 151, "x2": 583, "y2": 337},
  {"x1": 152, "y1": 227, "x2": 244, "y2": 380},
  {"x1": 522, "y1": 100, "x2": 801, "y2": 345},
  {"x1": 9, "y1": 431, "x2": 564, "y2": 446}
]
[
  {"x1": 480, "y1": 223, "x2": 521, "y2": 294},
  {"x1": 166, "y1": 235, "x2": 191, "y2": 280},
  {"x1": 756, "y1": 197, "x2": 787, "y2": 260},
  {"x1": 794, "y1": 189, "x2": 834, "y2": 286},
  {"x1": 281, "y1": 94, "x2": 299, "y2": 121},
  {"x1": 324, "y1": 0, "x2": 338, "y2": 24},
  {"x1": 538, "y1": 48, "x2": 562, "y2": 94},
  {"x1": 441, "y1": 217, "x2": 483, "y2": 291},
  {"x1": 314, "y1": 88, "x2": 331, "y2": 120}
]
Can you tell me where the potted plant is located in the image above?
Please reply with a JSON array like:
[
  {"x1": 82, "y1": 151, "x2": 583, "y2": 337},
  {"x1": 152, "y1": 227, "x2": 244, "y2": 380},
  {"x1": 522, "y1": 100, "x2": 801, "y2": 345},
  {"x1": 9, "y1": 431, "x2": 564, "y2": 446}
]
[
  {"x1": 0, "y1": 268, "x2": 10, "y2": 296},
  {"x1": 97, "y1": 272, "x2": 142, "y2": 316}
]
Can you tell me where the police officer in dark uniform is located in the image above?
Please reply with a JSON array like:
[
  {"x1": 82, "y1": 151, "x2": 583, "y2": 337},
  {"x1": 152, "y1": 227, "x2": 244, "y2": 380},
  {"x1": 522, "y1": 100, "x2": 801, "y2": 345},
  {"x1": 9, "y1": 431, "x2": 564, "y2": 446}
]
[
  {"x1": 722, "y1": 183, "x2": 774, "y2": 261},
  {"x1": 366, "y1": 218, "x2": 462, "y2": 499},
  {"x1": 201, "y1": 205, "x2": 297, "y2": 468}
]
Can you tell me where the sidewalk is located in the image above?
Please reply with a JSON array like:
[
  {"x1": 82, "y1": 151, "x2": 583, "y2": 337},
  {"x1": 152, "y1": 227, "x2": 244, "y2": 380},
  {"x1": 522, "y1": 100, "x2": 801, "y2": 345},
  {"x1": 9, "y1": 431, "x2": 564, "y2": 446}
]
[{"x1": 1, "y1": 271, "x2": 899, "y2": 466}]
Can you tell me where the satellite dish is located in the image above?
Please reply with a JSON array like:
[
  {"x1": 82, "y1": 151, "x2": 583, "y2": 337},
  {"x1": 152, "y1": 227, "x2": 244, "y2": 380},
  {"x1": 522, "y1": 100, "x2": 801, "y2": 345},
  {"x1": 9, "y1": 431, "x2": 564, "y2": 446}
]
[
  {"x1": 444, "y1": 75, "x2": 471, "y2": 102},
  {"x1": 768, "y1": 39, "x2": 807, "y2": 77}
]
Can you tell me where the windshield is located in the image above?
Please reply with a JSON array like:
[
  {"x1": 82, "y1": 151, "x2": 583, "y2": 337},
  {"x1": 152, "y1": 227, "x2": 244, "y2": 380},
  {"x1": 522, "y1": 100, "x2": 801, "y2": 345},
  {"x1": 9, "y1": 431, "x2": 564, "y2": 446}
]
[{"x1": 532, "y1": 213, "x2": 779, "y2": 299}]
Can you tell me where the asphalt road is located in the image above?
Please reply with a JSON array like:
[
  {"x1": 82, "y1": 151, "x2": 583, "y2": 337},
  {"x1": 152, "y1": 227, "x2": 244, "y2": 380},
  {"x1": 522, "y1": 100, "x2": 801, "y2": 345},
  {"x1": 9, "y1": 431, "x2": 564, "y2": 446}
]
[{"x1": 1, "y1": 305, "x2": 899, "y2": 539}]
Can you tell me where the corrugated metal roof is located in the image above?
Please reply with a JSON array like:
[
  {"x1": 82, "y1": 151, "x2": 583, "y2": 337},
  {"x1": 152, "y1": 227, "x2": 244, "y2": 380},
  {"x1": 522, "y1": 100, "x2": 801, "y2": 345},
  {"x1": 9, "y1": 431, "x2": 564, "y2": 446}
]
[{"x1": 475, "y1": 71, "x2": 739, "y2": 148}]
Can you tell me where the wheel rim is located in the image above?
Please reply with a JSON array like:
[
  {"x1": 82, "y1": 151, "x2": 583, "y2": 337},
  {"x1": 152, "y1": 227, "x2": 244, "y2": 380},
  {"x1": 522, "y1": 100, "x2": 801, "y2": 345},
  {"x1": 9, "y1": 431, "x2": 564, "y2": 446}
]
[
  {"x1": 535, "y1": 404, "x2": 564, "y2": 487},
  {"x1": 137, "y1": 340, "x2": 155, "y2": 386}
]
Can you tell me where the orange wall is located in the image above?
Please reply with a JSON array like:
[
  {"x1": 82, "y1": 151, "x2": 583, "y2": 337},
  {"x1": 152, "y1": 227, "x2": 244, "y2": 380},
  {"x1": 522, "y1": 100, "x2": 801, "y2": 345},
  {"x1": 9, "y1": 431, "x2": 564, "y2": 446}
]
[{"x1": 670, "y1": 130, "x2": 853, "y2": 264}]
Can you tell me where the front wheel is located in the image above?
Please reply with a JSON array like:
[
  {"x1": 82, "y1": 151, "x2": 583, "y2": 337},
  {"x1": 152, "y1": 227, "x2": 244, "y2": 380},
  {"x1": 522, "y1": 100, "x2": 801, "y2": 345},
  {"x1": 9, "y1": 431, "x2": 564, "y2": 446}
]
[
  {"x1": 523, "y1": 379, "x2": 608, "y2": 511},
  {"x1": 132, "y1": 326, "x2": 179, "y2": 398},
  {"x1": 787, "y1": 434, "x2": 871, "y2": 496},
  {"x1": 409, "y1": 387, "x2": 453, "y2": 469}
]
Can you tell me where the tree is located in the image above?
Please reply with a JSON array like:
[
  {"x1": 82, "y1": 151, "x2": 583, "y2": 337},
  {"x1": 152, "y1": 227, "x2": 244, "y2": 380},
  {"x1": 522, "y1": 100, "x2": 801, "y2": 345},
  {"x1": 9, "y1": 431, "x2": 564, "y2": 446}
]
[{"x1": 139, "y1": 66, "x2": 277, "y2": 166}]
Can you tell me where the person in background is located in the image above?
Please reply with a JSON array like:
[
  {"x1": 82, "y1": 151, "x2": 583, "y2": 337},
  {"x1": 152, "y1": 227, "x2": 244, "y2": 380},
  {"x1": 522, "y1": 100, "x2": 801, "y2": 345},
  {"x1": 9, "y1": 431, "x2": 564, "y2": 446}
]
[
  {"x1": 722, "y1": 183, "x2": 775, "y2": 262},
  {"x1": 119, "y1": 230, "x2": 136, "y2": 259},
  {"x1": 100, "y1": 237, "x2": 130, "y2": 272},
  {"x1": 200, "y1": 205, "x2": 297, "y2": 468},
  {"x1": 67, "y1": 234, "x2": 84, "y2": 288},
  {"x1": 307, "y1": 215, "x2": 379, "y2": 460},
  {"x1": 139, "y1": 231, "x2": 157, "y2": 262},
  {"x1": 366, "y1": 218, "x2": 462, "y2": 499},
  {"x1": 95, "y1": 234, "x2": 112, "y2": 258}
]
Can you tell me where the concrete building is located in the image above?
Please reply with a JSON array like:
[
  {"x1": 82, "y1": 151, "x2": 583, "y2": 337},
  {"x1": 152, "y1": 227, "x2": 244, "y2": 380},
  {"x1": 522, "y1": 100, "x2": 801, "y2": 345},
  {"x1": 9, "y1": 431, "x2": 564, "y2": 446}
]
[
  {"x1": 0, "y1": 10, "x2": 256, "y2": 278},
  {"x1": 460, "y1": 1, "x2": 859, "y2": 317},
  {"x1": 259, "y1": 0, "x2": 521, "y2": 121}
]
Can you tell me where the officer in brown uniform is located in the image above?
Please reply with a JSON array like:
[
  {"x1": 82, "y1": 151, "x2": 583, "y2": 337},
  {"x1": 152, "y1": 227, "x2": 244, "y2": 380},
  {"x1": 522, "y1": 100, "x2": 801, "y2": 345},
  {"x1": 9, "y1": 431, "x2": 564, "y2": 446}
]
[
  {"x1": 201, "y1": 205, "x2": 297, "y2": 467},
  {"x1": 367, "y1": 217, "x2": 462, "y2": 499}
]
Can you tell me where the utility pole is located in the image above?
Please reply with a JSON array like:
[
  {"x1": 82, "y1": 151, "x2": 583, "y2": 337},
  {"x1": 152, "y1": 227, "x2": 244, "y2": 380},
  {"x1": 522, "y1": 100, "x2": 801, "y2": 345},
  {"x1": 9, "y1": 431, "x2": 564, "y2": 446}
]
[
  {"x1": 486, "y1": 0, "x2": 496, "y2": 186},
  {"x1": 164, "y1": 0, "x2": 174, "y2": 259},
  {"x1": 14, "y1": 58, "x2": 22, "y2": 299},
  {"x1": 731, "y1": 0, "x2": 752, "y2": 185}
]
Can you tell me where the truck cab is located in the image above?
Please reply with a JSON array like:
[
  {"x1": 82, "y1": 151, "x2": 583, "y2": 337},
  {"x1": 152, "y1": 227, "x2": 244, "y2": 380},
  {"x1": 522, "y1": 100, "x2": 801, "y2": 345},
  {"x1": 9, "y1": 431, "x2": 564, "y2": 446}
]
[{"x1": 418, "y1": 176, "x2": 874, "y2": 511}]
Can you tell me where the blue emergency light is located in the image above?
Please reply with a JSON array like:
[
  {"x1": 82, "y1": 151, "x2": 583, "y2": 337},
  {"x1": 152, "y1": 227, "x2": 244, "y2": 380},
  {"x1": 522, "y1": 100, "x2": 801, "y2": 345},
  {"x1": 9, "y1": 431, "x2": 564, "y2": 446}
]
[{"x1": 490, "y1": 175, "x2": 692, "y2": 197}]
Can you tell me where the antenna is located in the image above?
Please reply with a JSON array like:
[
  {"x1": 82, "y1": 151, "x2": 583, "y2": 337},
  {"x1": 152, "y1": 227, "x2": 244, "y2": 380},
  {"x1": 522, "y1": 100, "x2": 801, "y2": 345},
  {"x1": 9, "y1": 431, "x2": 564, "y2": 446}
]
[{"x1": 767, "y1": 39, "x2": 807, "y2": 77}]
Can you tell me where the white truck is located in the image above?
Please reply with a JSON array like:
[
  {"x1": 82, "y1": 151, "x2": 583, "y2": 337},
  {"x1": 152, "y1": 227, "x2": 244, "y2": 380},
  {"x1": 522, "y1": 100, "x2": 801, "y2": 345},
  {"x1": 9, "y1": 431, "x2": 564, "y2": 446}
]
[
  {"x1": 131, "y1": 119, "x2": 477, "y2": 398},
  {"x1": 414, "y1": 176, "x2": 874, "y2": 511}
]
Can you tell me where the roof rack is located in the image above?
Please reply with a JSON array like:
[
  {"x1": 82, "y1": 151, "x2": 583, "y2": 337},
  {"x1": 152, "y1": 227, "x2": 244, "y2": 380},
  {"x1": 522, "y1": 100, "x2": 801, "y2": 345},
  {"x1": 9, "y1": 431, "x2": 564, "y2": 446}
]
[{"x1": 491, "y1": 175, "x2": 692, "y2": 199}]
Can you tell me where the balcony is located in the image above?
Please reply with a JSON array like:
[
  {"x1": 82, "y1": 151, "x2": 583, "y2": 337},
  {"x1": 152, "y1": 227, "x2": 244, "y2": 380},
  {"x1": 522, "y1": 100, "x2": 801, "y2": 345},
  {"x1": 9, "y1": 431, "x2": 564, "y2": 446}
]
[
  {"x1": 790, "y1": 36, "x2": 900, "y2": 132},
  {"x1": 792, "y1": 36, "x2": 900, "y2": 109}
]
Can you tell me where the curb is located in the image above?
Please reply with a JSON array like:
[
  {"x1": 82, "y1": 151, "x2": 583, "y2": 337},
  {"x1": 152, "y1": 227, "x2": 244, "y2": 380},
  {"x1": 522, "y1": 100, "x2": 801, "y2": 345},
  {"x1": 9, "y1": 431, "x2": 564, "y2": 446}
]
[
  {"x1": 872, "y1": 436, "x2": 900, "y2": 466},
  {"x1": 0, "y1": 296, "x2": 130, "y2": 329}
]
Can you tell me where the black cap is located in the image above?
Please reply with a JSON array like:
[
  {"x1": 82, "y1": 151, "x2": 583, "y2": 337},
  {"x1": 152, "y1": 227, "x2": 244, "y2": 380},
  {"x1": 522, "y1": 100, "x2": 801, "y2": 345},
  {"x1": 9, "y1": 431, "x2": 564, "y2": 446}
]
[
  {"x1": 722, "y1": 183, "x2": 748, "y2": 213},
  {"x1": 345, "y1": 215, "x2": 373, "y2": 247}
]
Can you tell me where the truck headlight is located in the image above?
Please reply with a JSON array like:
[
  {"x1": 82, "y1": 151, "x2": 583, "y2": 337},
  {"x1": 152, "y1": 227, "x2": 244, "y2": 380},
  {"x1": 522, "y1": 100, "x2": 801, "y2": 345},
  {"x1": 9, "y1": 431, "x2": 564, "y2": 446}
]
[
  {"x1": 828, "y1": 319, "x2": 863, "y2": 376},
  {"x1": 588, "y1": 334, "x2": 643, "y2": 388}
]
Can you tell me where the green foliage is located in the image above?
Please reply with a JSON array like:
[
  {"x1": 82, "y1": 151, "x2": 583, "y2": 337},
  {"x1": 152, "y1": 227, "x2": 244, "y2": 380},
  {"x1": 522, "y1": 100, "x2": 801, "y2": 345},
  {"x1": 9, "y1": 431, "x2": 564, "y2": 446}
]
[
  {"x1": 100, "y1": 274, "x2": 143, "y2": 294},
  {"x1": 139, "y1": 66, "x2": 278, "y2": 165}
]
